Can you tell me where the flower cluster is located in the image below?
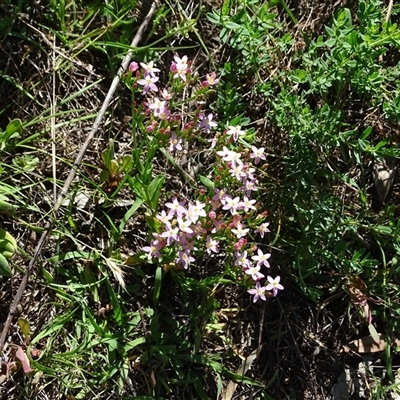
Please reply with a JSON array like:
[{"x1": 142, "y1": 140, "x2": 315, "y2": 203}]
[{"x1": 129, "y1": 56, "x2": 283, "y2": 302}]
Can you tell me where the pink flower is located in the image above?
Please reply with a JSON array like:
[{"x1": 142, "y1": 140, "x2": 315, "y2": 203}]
[
  {"x1": 235, "y1": 250, "x2": 251, "y2": 268},
  {"x1": 161, "y1": 88, "x2": 174, "y2": 100},
  {"x1": 204, "y1": 72, "x2": 219, "y2": 86},
  {"x1": 211, "y1": 219, "x2": 224, "y2": 233},
  {"x1": 245, "y1": 265, "x2": 265, "y2": 281},
  {"x1": 172, "y1": 55, "x2": 189, "y2": 81},
  {"x1": 142, "y1": 239, "x2": 163, "y2": 260},
  {"x1": 192, "y1": 222, "x2": 207, "y2": 239},
  {"x1": 216, "y1": 147, "x2": 241, "y2": 165},
  {"x1": 137, "y1": 75, "x2": 159, "y2": 94},
  {"x1": 232, "y1": 223, "x2": 250, "y2": 239},
  {"x1": 250, "y1": 145, "x2": 266, "y2": 164},
  {"x1": 160, "y1": 225, "x2": 179, "y2": 245},
  {"x1": 158, "y1": 107, "x2": 170, "y2": 120},
  {"x1": 229, "y1": 160, "x2": 247, "y2": 180},
  {"x1": 165, "y1": 197, "x2": 186, "y2": 218},
  {"x1": 186, "y1": 201, "x2": 206, "y2": 223},
  {"x1": 212, "y1": 188, "x2": 229, "y2": 205},
  {"x1": 179, "y1": 237, "x2": 196, "y2": 251},
  {"x1": 177, "y1": 249, "x2": 195, "y2": 269},
  {"x1": 265, "y1": 276, "x2": 284, "y2": 297},
  {"x1": 242, "y1": 164, "x2": 256, "y2": 181},
  {"x1": 177, "y1": 217, "x2": 193, "y2": 234},
  {"x1": 248, "y1": 282, "x2": 267, "y2": 302},
  {"x1": 198, "y1": 113, "x2": 218, "y2": 134},
  {"x1": 226, "y1": 125, "x2": 246, "y2": 141},
  {"x1": 156, "y1": 210, "x2": 173, "y2": 225},
  {"x1": 148, "y1": 97, "x2": 167, "y2": 117},
  {"x1": 208, "y1": 136, "x2": 218, "y2": 149},
  {"x1": 243, "y1": 179, "x2": 259, "y2": 196},
  {"x1": 169, "y1": 132, "x2": 183, "y2": 151},
  {"x1": 242, "y1": 196, "x2": 257, "y2": 212},
  {"x1": 222, "y1": 196, "x2": 244, "y2": 215},
  {"x1": 206, "y1": 235, "x2": 219, "y2": 254},
  {"x1": 252, "y1": 249, "x2": 271, "y2": 268},
  {"x1": 234, "y1": 238, "x2": 247, "y2": 251},
  {"x1": 255, "y1": 222, "x2": 270, "y2": 238},
  {"x1": 140, "y1": 61, "x2": 160, "y2": 77}
]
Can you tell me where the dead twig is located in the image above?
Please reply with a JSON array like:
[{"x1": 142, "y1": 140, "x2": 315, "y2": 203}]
[{"x1": 0, "y1": 0, "x2": 159, "y2": 357}]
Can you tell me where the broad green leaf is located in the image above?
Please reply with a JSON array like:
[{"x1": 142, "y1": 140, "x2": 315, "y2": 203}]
[
  {"x1": 5, "y1": 118, "x2": 23, "y2": 136},
  {"x1": 0, "y1": 253, "x2": 11, "y2": 276}
]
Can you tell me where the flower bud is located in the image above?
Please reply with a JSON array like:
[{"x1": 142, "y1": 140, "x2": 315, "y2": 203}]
[{"x1": 129, "y1": 61, "x2": 139, "y2": 72}]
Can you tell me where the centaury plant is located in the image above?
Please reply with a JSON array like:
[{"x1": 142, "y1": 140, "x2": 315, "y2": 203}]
[{"x1": 123, "y1": 56, "x2": 283, "y2": 302}]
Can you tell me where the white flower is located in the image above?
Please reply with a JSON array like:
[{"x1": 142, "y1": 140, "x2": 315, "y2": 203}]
[{"x1": 226, "y1": 126, "x2": 246, "y2": 141}]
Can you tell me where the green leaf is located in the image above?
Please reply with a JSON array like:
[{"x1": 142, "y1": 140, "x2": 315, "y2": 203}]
[
  {"x1": 348, "y1": 31, "x2": 358, "y2": 47},
  {"x1": 193, "y1": 376, "x2": 209, "y2": 400},
  {"x1": 225, "y1": 21, "x2": 242, "y2": 30},
  {"x1": 5, "y1": 118, "x2": 23, "y2": 137},
  {"x1": 18, "y1": 317, "x2": 30, "y2": 339},
  {"x1": 176, "y1": 354, "x2": 264, "y2": 387},
  {"x1": 120, "y1": 155, "x2": 133, "y2": 172},
  {"x1": 368, "y1": 324, "x2": 380, "y2": 344},
  {"x1": 325, "y1": 26, "x2": 335, "y2": 37},
  {"x1": 106, "y1": 280, "x2": 124, "y2": 326},
  {"x1": 31, "y1": 309, "x2": 76, "y2": 344},
  {"x1": 0, "y1": 197, "x2": 17, "y2": 212},
  {"x1": 373, "y1": 225, "x2": 392, "y2": 235},
  {"x1": 325, "y1": 38, "x2": 336, "y2": 47},
  {"x1": 206, "y1": 11, "x2": 220, "y2": 25},
  {"x1": 148, "y1": 175, "x2": 164, "y2": 211},
  {"x1": 118, "y1": 198, "x2": 143, "y2": 235},
  {"x1": 125, "y1": 337, "x2": 146, "y2": 352},
  {"x1": 199, "y1": 175, "x2": 215, "y2": 189},
  {"x1": 128, "y1": 176, "x2": 146, "y2": 200},
  {"x1": 101, "y1": 140, "x2": 114, "y2": 167},
  {"x1": 48, "y1": 251, "x2": 93, "y2": 263},
  {"x1": 352, "y1": 248, "x2": 366, "y2": 261},
  {"x1": 336, "y1": 8, "x2": 352, "y2": 27},
  {"x1": 346, "y1": 60, "x2": 357, "y2": 68},
  {"x1": 333, "y1": 240, "x2": 347, "y2": 254},
  {"x1": 0, "y1": 253, "x2": 11, "y2": 276},
  {"x1": 153, "y1": 266, "x2": 162, "y2": 304},
  {"x1": 361, "y1": 126, "x2": 372, "y2": 140}
]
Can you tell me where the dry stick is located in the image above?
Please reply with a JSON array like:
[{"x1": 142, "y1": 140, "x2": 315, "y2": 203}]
[{"x1": 0, "y1": 0, "x2": 159, "y2": 356}]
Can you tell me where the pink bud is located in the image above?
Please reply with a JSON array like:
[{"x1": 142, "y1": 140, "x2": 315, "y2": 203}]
[{"x1": 129, "y1": 62, "x2": 139, "y2": 72}]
